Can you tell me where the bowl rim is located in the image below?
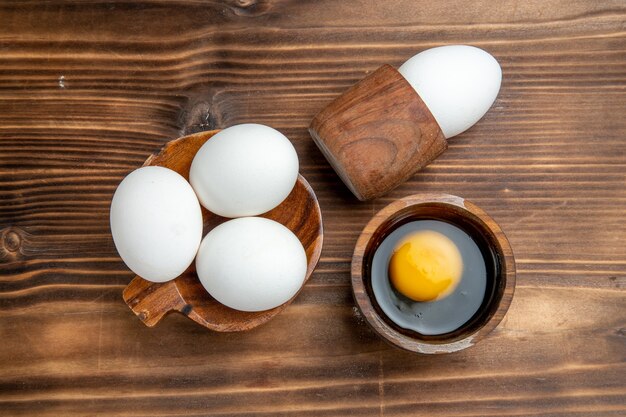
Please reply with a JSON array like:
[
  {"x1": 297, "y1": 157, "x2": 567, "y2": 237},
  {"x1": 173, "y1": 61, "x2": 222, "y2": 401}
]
[{"x1": 351, "y1": 193, "x2": 515, "y2": 354}]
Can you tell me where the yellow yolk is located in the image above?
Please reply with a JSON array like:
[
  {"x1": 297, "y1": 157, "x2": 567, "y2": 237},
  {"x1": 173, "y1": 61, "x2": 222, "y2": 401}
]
[{"x1": 388, "y1": 230, "x2": 463, "y2": 302}]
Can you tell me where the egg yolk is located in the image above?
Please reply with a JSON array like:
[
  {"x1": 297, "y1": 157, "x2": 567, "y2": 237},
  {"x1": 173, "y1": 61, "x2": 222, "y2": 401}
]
[{"x1": 388, "y1": 230, "x2": 463, "y2": 302}]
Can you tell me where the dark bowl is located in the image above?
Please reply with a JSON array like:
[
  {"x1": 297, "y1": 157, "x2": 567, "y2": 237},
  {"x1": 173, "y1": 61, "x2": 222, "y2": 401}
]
[{"x1": 351, "y1": 193, "x2": 515, "y2": 354}]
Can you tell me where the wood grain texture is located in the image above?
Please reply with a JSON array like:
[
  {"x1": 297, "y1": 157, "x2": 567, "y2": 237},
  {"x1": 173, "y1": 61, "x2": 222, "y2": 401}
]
[
  {"x1": 0, "y1": 0, "x2": 625, "y2": 416},
  {"x1": 310, "y1": 64, "x2": 447, "y2": 200},
  {"x1": 122, "y1": 130, "x2": 323, "y2": 331}
]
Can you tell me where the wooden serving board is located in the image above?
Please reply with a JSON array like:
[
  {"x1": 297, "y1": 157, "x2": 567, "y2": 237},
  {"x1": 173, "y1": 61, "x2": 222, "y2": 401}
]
[
  {"x1": 0, "y1": 1, "x2": 625, "y2": 416},
  {"x1": 122, "y1": 130, "x2": 323, "y2": 332}
]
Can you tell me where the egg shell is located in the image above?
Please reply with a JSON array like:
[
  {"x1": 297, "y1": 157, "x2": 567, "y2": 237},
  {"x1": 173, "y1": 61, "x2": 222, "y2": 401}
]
[
  {"x1": 189, "y1": 124, "x2": 299, "y2": 218},
  {"x1": 398, "y1": 45, "x2": 502, "y2": 139},
  {"x1": 110, "y1": 166, "x2": 203, "y2": 283},
  {"x1": 195, "y1": 217, "x2": 307, "y2": 312}
]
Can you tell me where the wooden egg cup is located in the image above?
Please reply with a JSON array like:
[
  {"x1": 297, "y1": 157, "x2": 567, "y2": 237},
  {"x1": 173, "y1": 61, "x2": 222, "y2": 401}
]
[
  {"x1": 352, "y1": 193, "x2": 515, "y2": 354},
  {"x1": 309, "y1": 64, "x2": 448, "y2": 201},
  {"x1": 122, "y1": 130, "x2": 324, "y2": 332}
]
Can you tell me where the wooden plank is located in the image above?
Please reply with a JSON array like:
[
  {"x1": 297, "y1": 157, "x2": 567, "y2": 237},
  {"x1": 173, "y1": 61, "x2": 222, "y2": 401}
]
[{"x1": 1, "y1": 0, "x2": 625, "y2": 415}]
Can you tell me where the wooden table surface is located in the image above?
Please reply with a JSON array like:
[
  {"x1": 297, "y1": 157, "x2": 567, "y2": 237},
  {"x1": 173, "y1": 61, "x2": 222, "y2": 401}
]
[{"x1": 1, "y1": 1, "x2": 625, "y2": 416}]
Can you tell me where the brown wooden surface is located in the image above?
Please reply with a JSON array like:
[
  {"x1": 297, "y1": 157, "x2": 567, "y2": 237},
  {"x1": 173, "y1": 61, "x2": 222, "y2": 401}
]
[
  {"x1": 0, "y1": 1, "x2": 625, "y2": 416},
  {"x1": 123, "y1": 130, "x2": 323, "y2": 332},
  {"x1": 310, "y1": 64, "x2": 447, "y2": 201}
]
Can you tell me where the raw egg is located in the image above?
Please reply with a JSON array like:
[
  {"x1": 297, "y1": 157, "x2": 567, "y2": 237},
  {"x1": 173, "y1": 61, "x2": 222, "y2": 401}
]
[
  {"x1": 110, "y1": 166, "x2": 203, "y2": 283},
  {"x1": 195, "y1": 217, "x2": 307, "y2": 312},
  {"x1": 189, "y1": 124, "x2": 299, "y2": 218},
  {"x1": 372, "y1": 220, "x2": 488, "y2": 335},
  {"x1": 398, "y1": 45, "x2": 502, "y2": 139},
  {"x1": 389, "y1": 230, "x2": 462, "y2": 302}
]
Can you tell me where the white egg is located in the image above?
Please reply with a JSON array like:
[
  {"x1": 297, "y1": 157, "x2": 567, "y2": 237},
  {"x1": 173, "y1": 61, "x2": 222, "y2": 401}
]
[
  {"x1": 398, "y1": 45, "x2": 502, "y2": 139},
  {"x1": 196, "y1": 217, "x2": 307, "y2": 312},
  {"x1": 189, "y1": 124, "x2": 299, "y2": 218},
  {"x1": 110, "y1": 166, "x2": 203, "y2": 283}
]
